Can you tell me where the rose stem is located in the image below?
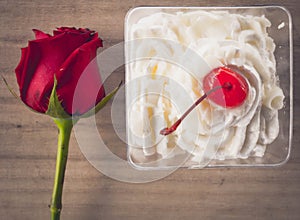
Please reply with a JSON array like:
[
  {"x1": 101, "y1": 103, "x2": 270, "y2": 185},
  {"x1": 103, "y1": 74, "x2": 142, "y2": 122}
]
[
  {"x1": 50, "y1": 118, "x2": 73, "y2": 220},
  {"x1": 160, "y1": 82, "x2": 232, "y2": 136}
]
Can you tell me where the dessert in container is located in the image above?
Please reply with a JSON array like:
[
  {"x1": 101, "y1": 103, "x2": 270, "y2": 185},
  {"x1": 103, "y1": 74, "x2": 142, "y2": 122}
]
[{"x1": 124, "y1": 6, "x2": 293, "y2": 169}]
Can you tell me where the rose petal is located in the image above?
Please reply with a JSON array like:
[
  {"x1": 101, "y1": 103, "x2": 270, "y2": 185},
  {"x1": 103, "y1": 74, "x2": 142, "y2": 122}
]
[
  {"x1": 56, "y1": 35, "x2": 104, "y2": 115},
  {"x1": 18, "y1": 43, "x2": 44, "y2": 112},
  {"x1": 54, "y1": 27, "x2": 92, "y2": 36},
  {"x1": 32, "y1": 29, "x2": 51, "y2": 39},
  {"x1": 19, "y1": 31, "x2": 93, "y2": 113},
  {"x1": 15, "y1": 47, "x2": 28, "y2": 87}
]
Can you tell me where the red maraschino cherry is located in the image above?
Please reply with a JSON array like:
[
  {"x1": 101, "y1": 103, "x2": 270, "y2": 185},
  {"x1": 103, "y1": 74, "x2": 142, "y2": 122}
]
[
  {"x1": 203, "y1": 66, "x2": 249, "y2": 108},
  {"x1": 160, "y1": 66, "x2": 249, "y2": 136}
]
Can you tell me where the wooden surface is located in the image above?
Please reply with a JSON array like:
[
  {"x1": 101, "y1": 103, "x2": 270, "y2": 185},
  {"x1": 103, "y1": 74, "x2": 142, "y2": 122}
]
[{"x1": 0, "y1": 0, "x2": 299, "y2": 219}]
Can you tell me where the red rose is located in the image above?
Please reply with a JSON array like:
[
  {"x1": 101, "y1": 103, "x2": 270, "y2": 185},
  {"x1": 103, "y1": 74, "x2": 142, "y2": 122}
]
[{"x1": 15, "y1": 27, "x2": 105, "y2": 115}]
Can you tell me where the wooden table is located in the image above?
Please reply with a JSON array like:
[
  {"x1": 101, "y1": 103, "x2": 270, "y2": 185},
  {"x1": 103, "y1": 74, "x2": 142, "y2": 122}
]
[{"x1": 0, "y1": 0, "x2": 299, "y2": 219}]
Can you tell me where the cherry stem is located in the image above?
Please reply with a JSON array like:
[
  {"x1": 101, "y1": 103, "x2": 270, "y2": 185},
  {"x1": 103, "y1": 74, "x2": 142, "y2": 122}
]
[{"x1": 160, "y1": 82, "x2": 232, "y2": 136}]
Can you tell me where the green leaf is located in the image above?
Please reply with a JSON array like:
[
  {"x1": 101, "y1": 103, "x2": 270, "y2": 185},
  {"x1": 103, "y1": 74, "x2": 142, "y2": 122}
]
[
  {"x1": 46, "y1": 77, "x2": 71, "y2": 119},
  {"x1": 80, "y1": 81, "x2": 122, "y2": 119}
]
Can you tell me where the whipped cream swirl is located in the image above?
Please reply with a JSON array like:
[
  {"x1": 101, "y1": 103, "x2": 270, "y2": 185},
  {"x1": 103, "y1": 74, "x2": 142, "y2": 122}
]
[{"x1": 127, "y1": 10, "x2": 284, "y2": 163}]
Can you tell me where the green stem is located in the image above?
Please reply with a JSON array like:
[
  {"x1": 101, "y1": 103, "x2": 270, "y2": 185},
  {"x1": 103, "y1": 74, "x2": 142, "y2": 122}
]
[{"x1": 50, "y1": 118, "x2": 74, "y2": 220}]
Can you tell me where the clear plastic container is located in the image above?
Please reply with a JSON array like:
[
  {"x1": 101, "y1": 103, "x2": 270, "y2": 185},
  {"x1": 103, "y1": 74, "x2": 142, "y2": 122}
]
[{"x1": 125, "y1": 6, "x2": 293, "y2": 169}]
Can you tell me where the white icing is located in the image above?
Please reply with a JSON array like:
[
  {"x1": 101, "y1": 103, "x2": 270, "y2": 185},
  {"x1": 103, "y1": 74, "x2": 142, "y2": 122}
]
[{"x1": 127, "y1": 10, "x2": 284, "y2": 163}]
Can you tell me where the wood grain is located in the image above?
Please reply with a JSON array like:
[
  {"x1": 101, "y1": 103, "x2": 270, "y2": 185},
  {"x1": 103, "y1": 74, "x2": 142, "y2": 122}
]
[{"x1": 0, "y1": 0, "x2": 299, "y2": 220}]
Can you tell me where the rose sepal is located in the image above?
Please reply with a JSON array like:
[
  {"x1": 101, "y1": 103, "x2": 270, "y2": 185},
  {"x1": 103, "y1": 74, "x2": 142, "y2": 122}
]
[
  {"x1": 79, "y1": 80, "x2": 122, "y2": 119},
  {"x1": 46, "y1": 77, "x2": 71, "y2": 119},
  {"x1": 45, "y1": 78, "x2": 122, "y2": 119},
  {"x1": 1, "y1": 75, "x2": 19, "y2": 99},
  {"x1": 3, "y1": 75, "x2": 122, "y2": 120},
  {"x1": 1, "y1": 75, "x2": 42, "y2": 115}
]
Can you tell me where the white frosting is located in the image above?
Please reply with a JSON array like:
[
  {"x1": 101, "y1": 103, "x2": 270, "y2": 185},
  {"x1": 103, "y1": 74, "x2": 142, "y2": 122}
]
[{"x1": 126, "y1": 10, "x2": 284, "y2": 163}]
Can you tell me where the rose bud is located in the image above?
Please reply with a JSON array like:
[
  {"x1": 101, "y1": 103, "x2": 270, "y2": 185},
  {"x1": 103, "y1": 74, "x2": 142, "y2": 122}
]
[{"x1": 15, "y1": 27, "x2": 109, "y2": 117}]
